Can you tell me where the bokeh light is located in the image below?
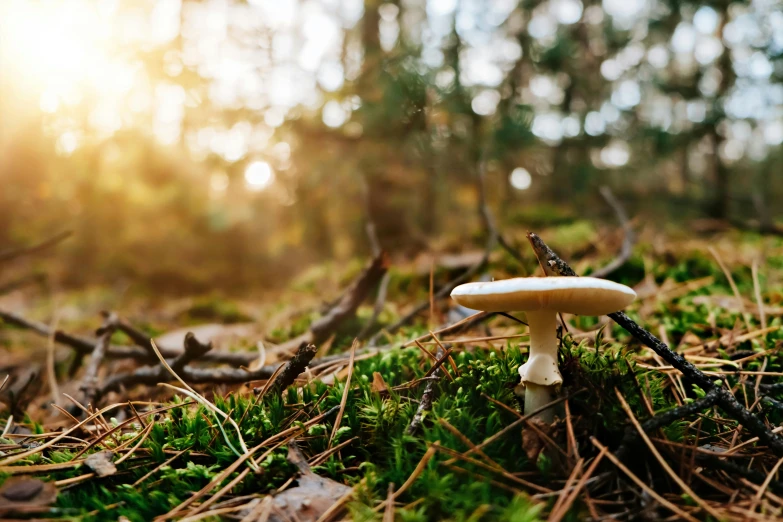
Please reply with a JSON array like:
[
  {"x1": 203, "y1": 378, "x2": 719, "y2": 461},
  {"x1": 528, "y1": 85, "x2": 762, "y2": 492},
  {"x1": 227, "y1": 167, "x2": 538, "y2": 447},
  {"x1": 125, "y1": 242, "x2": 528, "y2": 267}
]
[
  {"x1": 510, "y1": 168, "x2": 533, "y2": 191},
  {"x1": 244, "y1": 161, "x2": 274, "y2": 191}
]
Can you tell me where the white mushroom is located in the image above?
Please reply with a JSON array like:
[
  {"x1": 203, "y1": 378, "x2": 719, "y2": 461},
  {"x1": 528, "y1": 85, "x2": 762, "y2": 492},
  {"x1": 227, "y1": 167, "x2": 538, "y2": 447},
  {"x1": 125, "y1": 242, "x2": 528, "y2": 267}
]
[{"x1": 451, "y1": 277, "x2": 636, "y2": 423}]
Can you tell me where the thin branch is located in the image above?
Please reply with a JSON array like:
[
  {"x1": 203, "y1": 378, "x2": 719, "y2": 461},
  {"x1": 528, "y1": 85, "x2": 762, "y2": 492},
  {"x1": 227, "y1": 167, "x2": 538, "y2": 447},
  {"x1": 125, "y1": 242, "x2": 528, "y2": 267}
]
[
  {"x1": 0, "y1": 230, "x2": 72, "y2": 263},
  {"x1": 0, "y1": 308, "x2": 257, "y2": 367},
  {"x1": 310, "y1": 253, "x2": 388, "y2": 344},
  {"x1": 407, "y1": 344, "x2": 450, "y2": 435},
  {"x1": 269, "y1": 342, "x2": 319, "y2": 394},
  {"x1": 0, "y1": 273, "x2": 47, "y2": 296},
  {"x1": 591, "y1": 186, "x2": 635, "y2": 279},
  {"x1": 78, "y1": 316, "x2": 116, "y2": 408},
  {"x1": 695, "y1": 454, "x2": 783, "y2": 495},
  {"x1": 616, "y1": 387, "x2": 721, "y2": 460},
  {"x1": 98, "y1": 311, "x2": 158, "y2": 360}
]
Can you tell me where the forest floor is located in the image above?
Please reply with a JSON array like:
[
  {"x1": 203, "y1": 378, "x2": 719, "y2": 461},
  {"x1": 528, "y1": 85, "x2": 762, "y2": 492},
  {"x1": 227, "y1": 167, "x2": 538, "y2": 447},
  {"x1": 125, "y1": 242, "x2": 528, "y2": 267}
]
[{"x1": 3, "y1": 216, "x2": 783, "y2": 521}]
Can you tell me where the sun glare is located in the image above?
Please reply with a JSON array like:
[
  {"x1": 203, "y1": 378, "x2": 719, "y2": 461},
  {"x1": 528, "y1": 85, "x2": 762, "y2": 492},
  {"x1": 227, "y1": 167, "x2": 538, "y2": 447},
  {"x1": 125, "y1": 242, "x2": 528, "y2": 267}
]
[
  {"x1": 244, "y1": 161, "x2": 275, "y2": 191},
  {"x1": 0, "y1": 1, "x2": 110, "y2": 97}
]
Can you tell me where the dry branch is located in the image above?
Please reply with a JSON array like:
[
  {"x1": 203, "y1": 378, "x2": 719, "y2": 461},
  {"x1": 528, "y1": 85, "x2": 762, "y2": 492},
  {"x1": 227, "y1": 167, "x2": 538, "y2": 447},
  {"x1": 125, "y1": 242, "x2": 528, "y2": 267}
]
[
  {"x1": 311, "y1": 253, "x2": 388, "y2": 344},
  {"x1": 0, "y1": 230, "x2": 72, "y2": 264},
  {"x1": 95, "y1": 345, "x2": 364, "y2": 401},
  {"x1": 526, "y1": 231, "x2": 783, "y2": 456},
  {"x1": 407, "y1": 343, "x2": 455, "y2": 435},
  {"x1": 78, "y1": 316, "x2": 116, "y2": 408},
  {"x1": 269, "y1": 342, "x2": 318, "y2": 394},
  {"x1": 615, "y1": 387, "x2": 721, "y2": 460},
  {"x1": 591, "y1": 186, "x2": 635, "y2": 279},
  {"x1": 0, "y1": 308, "x2": 255, "y2": 366}
]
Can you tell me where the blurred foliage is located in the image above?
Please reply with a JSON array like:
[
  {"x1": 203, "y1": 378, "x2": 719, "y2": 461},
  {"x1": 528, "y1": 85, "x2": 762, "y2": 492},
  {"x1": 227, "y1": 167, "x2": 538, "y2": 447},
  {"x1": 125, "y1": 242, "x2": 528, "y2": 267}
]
[{"x1": 0, "y1": 0, "x2": 781, "y2": 291}]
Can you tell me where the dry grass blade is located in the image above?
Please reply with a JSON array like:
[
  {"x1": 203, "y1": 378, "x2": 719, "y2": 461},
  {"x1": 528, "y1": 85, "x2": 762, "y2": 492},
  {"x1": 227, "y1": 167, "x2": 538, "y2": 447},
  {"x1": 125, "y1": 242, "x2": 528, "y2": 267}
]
[
  {"x1": 328, "y1": 339, "x2": 357, "y2": 449},
  {"x1": 0, "y1": 400, "x2": 169, "y2": 467},
  {"x1": 433, "y1": 443, "x2": 550, "y2": 493},
  {"x1": 564, "y1": 399, "x2": 579, "y2": 460},
  {"x1": 185, "y1": 467, "x2": 251, "y2": 518},
  {"x1": 547, "y1": 450, "x2": 606, "y2": 522},
  {"x1": 413, "y1": 340, "x2": 438, "y2": 363},
  {"x1": 159, "y1": 405, "x2": 340, "y2": 520},
  {"x1": 150, "y1": 339, "x2": 257, "y2": 469},
  {"x1": 752, "y1": 258, "x2": 767, "y2": 330},
  {"x1": 548, "y1": 458, "x2": 584, "y2": 520},
  {"x1": 437, "y1": 418, "x2": 504, "y2": 472},
  {"x1": 749, "y1": 456, "x2": 783, "y2": 513},
  {"x1": 156, "y1": 440, "x2": 284, "y2": 521},
  {"x1": 383, "y1": 482, "x2": 395, "y2": 522},
  {"x1": 133, "y1": 449, "x2": 187, "y2": 487},
  {"x1": 373, "y1": 444, "x2": 438, "y2": 511},
  {"x1": 309, "y1": 436, "x2": 358, "y2": 467},
  {"x1": 709, "y1": 246, "x2": 752, "y2": 332},
  {"x1": 1, "y1": 415, "x2": 12, "y2": 438},
  {"x1": 114, "y1": 421, "x2": 154, "y2": 465},
  {"x1": 420, "y1": 333, "x2": 528, "y2": 345},
  {"x1": 615, "y1": 388, "x2": 723, "y2": 520},
  {"x1": 590, "y1": 437, "x2": 700, "y2": 522},
  {"x1": 402, "y1": 312, "x2": 489, "y2": 347}
]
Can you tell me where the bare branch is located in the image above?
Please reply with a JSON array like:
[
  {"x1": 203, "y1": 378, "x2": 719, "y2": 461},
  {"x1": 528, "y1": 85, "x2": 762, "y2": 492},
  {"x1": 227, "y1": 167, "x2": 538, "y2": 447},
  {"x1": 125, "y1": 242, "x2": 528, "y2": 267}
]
[
  {"x1": 0, "y1": 230, "x2": 72, "y2": 263},
  {"x1": 591, "y1": 186, "x2": 635, "y2": 279}
]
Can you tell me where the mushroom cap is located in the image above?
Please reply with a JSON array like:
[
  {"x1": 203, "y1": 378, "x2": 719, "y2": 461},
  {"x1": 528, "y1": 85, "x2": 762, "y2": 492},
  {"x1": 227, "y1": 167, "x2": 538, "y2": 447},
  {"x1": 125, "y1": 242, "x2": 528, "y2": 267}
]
[{"x1": 450, "y1": 276, "x2": 636, "y2": 315}]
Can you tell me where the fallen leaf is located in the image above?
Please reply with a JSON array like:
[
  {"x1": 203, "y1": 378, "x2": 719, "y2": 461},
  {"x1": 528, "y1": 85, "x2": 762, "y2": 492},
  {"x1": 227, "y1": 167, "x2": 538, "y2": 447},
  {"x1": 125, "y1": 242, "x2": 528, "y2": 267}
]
[
  {"x1": 371, "y1": 372, "x2": 390, "y2": 395},
  {"x1": 155, "y1": 323, "x2": 260, "y2": 354},
  {"x1": 241, "y1": 442, "x2": 351, "y2": 522},
  {"x1": 521, "y1": 418, "x2": 553, "y2": 462},
  {"x1": 0, "y1": 478, "x2": 57, "y2": 512},
  {"x1": 85, "y1": 450, "x2": 117, "y2": 477}
]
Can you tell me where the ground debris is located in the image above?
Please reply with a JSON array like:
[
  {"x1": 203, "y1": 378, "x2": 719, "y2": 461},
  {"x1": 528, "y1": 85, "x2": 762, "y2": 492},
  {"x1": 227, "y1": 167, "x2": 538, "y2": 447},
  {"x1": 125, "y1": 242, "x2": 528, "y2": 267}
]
[
  {"x1": 0, "y1": 477, "x2": 58, "y2": 512},
  {"x1": 240, "y1": 442, "x2": 351, "y2": 522},
  {"x1": 84, "y1": 450, "x2": 117, "y2": 477}
]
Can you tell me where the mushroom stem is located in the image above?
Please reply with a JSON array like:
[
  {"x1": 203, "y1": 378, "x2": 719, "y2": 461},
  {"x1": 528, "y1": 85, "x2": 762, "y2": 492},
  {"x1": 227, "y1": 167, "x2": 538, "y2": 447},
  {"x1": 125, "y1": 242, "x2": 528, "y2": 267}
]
[
  {"x1": 524, "y1": 382, "x2": 556, "y2": 421},
  {"x1": 520, "y1": 310, "x2": 560, "y2": 423}
]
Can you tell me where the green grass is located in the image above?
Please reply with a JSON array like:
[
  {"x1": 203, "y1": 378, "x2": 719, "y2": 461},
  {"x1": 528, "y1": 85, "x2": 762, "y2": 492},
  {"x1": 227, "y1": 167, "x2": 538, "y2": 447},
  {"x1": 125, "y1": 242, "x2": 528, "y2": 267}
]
[{"x1": 0, "y1": 332, "x2": 679, "y2": 521}]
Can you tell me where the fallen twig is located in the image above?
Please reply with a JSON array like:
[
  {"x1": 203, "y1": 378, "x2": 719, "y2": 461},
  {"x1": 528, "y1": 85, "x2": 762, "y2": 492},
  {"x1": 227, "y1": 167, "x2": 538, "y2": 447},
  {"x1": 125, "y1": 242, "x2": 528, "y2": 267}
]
[
  {"x1": 311, "y1": 254, "x2": 388, "y2": 344},
  {"x1": 269, "y1": 342, "x2": 319, "y2": 394},
  {"x1": 0, "y1": 308, "x2": 255, "y2": 366},
  {"x1": 78, "y1": 315, "x2": 117, "y2": 409},
  {"x1": 615, "y1": 389, "x2": 724, "y2": 520},
  {"x1": 406, "y1": 344, "x2": 448, "y2": 435},
  {"x1": 0, "y1": 230, "x2": 72, "y2": 264},
  {"x1": 0, "y1": 273, "x2": 46, "y2": 296},
  {"x1": 615, "y1": 387, "x2": 721, "y2": 460}
]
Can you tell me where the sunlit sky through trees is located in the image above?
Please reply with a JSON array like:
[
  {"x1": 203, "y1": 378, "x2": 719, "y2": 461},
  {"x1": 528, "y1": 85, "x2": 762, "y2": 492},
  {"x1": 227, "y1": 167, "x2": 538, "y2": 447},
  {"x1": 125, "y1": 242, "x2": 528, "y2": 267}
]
[
  {"x1": 0, "y1": 0, "x2": 782, "y2": 289},
  {"x1": 1, "y1": 0, "x2": 781, "y2": 190}
]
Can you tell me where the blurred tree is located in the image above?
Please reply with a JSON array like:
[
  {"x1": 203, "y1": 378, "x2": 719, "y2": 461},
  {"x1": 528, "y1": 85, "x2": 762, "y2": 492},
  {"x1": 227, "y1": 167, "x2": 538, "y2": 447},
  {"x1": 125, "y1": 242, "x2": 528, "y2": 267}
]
[{"x1": 0, "y1": 0, "x2": 782, "y2": 291}]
